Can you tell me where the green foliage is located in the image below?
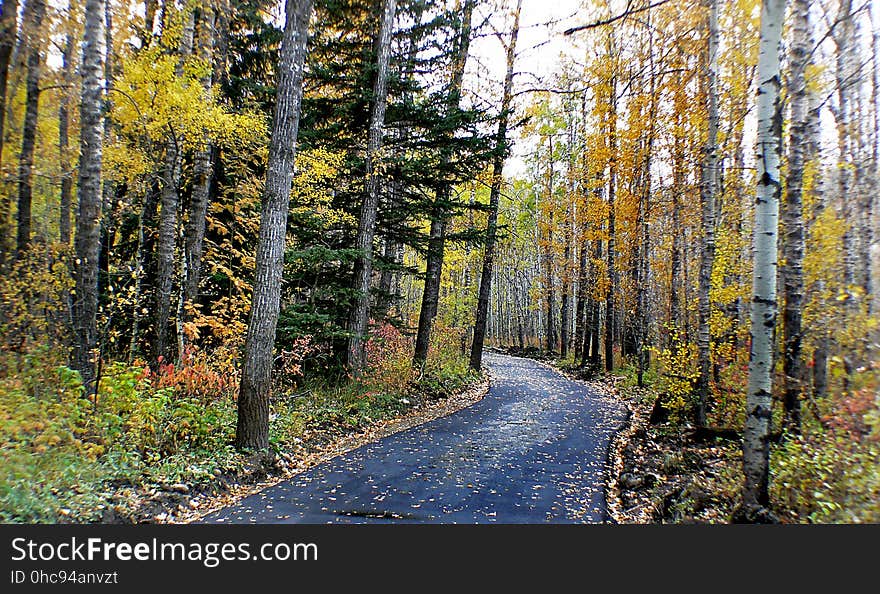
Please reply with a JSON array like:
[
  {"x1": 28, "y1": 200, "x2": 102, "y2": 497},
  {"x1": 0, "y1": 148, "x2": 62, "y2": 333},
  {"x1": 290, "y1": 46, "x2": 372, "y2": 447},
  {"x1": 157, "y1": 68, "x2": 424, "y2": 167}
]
[
  {"x1": 772, "y1": 430, "x2": 880, "y2": 523},
  {"x1": 0, "y1": 315, "x2": 479, "y2": 522},
  {"x1": 0, "y1": 348, "x2": 240, "y2": 522}
]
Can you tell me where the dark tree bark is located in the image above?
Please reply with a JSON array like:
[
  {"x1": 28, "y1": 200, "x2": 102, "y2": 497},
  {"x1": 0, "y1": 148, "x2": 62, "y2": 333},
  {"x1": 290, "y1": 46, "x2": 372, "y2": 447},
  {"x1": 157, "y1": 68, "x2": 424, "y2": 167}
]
[
  {"x1": 346, "y1": 0, "x2": 397, "y2": 371},
  {"x1": 59, "y1": 27, "x2": 74, "y2": 245},
  {"x1": 0, "y1": 0, "x2": 18, "y2": 166},
  {"x1": 0, "y1": 0, "x2": 20, "y2": 265},
  {"x1": 414, "y1": 215, "x2": 446, "y2": 365},
  {"x1": 128, "y1": 182, "x2": 160, "y2": 359},
  {"x1": 469, "y1": 0, "x2": 521, "y2": 370},
  {"x1": 781, "y1": 0, "x2": 811, "y2": 434},
  {"x1": 235, "y1": 0, "x2": 313, "y2": 451},
  {"x1": 413, "y1": 0, "x2": 475, "y2": 367},
  {"x1": 15, "y1": 0, "x2": 46, "y2": 257},
  {"x1": 72, "y1": 0, "x2": 107, "y2": 398}
]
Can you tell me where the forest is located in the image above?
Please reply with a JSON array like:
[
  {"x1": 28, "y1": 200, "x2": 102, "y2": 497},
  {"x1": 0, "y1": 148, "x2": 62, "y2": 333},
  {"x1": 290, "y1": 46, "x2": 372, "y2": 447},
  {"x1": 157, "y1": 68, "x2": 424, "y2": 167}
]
[{"x1": 0, "y1": 0, "x2": 877, "y2": 524}]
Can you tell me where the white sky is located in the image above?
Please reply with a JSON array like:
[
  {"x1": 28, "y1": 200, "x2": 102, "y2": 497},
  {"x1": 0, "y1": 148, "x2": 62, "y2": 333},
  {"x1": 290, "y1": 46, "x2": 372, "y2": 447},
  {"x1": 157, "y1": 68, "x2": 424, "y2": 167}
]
[{"x1": 467, "y1": 0, "x2": 585, "y2": 177}]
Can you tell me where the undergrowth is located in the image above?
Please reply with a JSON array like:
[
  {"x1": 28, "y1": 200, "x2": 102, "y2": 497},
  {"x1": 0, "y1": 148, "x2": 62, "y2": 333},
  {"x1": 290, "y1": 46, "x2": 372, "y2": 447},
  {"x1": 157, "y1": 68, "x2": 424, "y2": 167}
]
[{"x1": 0, "y1": 322, "x2": 479, "y2": 523}]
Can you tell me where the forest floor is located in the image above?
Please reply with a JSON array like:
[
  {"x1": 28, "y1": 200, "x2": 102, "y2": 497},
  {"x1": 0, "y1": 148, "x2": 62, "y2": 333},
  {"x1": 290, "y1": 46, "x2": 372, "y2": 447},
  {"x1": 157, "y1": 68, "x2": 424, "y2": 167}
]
[
  {"x1": 602, "y1": 380, "x2": 741, "y2": 524},
  {"x1": 497, "y1": 346, "x2": 741, "y2": 524}
]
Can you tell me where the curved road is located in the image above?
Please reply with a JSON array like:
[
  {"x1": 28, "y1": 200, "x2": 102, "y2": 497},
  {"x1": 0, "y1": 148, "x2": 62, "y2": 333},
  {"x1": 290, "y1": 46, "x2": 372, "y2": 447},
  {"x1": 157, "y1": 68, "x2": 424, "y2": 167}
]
[{"x1": 202, "y1": 352, "x2": 627, "y2": 524}]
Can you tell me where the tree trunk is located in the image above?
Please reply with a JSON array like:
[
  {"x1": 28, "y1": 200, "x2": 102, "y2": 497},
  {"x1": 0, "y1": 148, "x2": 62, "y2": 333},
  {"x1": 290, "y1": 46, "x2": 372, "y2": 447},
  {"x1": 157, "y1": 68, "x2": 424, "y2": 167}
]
[
  {"x1": 605, "y1": 67, "x2": 617, "y2": 373},
  {"x1": 543, "y1": 182, "x2": 556, "y2": 354},
  {"x1": 180, "y1": 2, "x2": 217, "y2": 353},
  {"x1": 154, "y1": 141, "x2": 180, "y2": 362},
  {"x1": 696, "y1": 0, "x2": 720, "y2": 428},
  {"x1": 413, "y1": 216, "x2": 446, "y2": 364},
  {"x1": 15, "y1": 0, "x2": 46, "y2": 257},
  {"x1": 346, "y1": 0, "x2": 397, "y2": 371},
  {"x1": 560, "y1": 215, "x2": 571, "y2": 358},
  {"x1": 781, "y1": 0, "x2": 811, "y2": 435},
  {"x1": 589, "y1": 238, "x2": 602, "y2": 369},
  {"x1": 869, "y1": 3, "x2": 879, "y2": 315},
  {"x1": 129, "y1": 182, "x2": 159, "y2": 360},
  {"x1": 413, "y1": 0, "x2": 475, "y2": 367},
  {"x1": 59, "y1": 27, "x2": 74, "y2": 246},
  {"x1": 72, "y1": 0, "x2": 107, "y2": 398},
  {"x1": 236, "y1": 0, "x2": 313, "y2": 451},
  {"x1": 0, "y1": 0, "x2": 19, "y2": 265},
  {"x1": 0, "y1": 0, "x2": 18, "y2": 169},
  {"x1": 737, "y1": 0, "x2": 784, "y2": 523},
  {"x1": 377, "y1": 236, "x2": 399, "y2": 317},
  {"x1": 636, "y1": 18, "x2": 657, "y2": 388},
  {"x1": 470, "y1": 0, "x2": 522, "y2": 371},
  {"x1": 154, "y1": 8, "x2": 195, "y2": 363},
  {"x1": 574, "y1": 238, "x2": 588, "y2": 362},
  {"x1": 835, "y1": 0, "x2": 857, "y2": 289}
]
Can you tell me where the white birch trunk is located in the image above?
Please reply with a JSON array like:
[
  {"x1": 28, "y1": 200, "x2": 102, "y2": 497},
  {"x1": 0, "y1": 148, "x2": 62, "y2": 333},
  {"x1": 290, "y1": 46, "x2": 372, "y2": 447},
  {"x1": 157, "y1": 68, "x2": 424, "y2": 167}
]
[{"x1": 738, "y1": 0, "x2": 786, "y2": 522}]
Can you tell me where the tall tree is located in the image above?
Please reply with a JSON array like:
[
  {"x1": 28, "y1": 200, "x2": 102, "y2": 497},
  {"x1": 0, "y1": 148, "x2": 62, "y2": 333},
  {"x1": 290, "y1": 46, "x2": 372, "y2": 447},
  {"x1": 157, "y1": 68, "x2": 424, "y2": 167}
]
[
  {"x1": 346, "y1": 0, "x2": 397, "y2": 372},
  {"x1": 413, "y1": 0, "x2": 476, "y2": 367},
  {"x1": 154, "y1": 7, "x2": 195, "y2": 363},
  {"x1": 14, "y1": 0, "x2": 46, "y2": 256},
  {"x1": 0, "y1": 0, "x2": 18, "y2": 267},
  {"x1": 833, "y1": 0, "x2": 857, "y2": 289},
  {"x1": 179, "y1": 1, "x2": 217, "y2": 354},
  {"x1": 695, "y1": 0, "x2": 720, "y2": 428},
  {"x1": 470, "y1": 0, "x2": 521, "y2": 371},
  {"x1": 72, "y1": 0, "x2": 107, "y2": 398},
  {"x1": 59, "y1": 19, "x2": 75, "y2": 246},
  {"x1": 604, "y1": 42, "x2": 618, "y2": 373},
  {"x1": 781, "y1": 0, "x2": 812, "y2": 434},
  {"x1": 0, "y1": 0, "x2": 19, "y2": 177},
  {"x1": 737, "y1": 0, "x2": 785, "y2": 523},
  {"x1": 235, "y1": 0, "x2": 313, "y2": 450}
]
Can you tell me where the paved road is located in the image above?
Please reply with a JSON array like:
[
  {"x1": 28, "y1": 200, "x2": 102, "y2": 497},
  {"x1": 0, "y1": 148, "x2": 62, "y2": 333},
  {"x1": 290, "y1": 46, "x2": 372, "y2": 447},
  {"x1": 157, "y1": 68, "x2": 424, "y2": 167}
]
[{"x1": 201, "y1": 352, "x2": 627, "y2": 524}]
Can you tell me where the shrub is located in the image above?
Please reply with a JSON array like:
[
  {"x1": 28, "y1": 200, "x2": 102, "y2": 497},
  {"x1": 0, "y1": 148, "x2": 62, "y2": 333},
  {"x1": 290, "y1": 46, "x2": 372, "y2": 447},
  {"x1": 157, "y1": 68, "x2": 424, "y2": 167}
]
[
  {"x1": 772, "y1": 430, "x2": 880, "y2": 523},
  {"x1": 419, "y1": 321, "x2": 477, "y2": 398},
  {"x1": 363, "y1": 321, "x2": 415, "y2": 397},
  {"x1": 652, "y1": 328, "x2": 699, "y2": 421}
]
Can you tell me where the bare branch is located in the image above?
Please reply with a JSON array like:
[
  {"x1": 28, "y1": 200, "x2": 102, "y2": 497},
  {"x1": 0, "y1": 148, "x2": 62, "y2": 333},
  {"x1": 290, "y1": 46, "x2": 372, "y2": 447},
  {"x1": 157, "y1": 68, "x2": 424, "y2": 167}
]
[{"x1": 563, "y1": 0, "x2": 672, "y2": 36}]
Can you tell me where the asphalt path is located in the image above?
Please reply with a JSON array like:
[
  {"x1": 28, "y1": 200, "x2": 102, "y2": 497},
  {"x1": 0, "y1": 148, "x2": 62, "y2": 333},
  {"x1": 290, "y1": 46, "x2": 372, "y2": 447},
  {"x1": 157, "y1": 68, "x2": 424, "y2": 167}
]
[{"x1": 201, "y1": 351, "x2": 628, "y2": 524}]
